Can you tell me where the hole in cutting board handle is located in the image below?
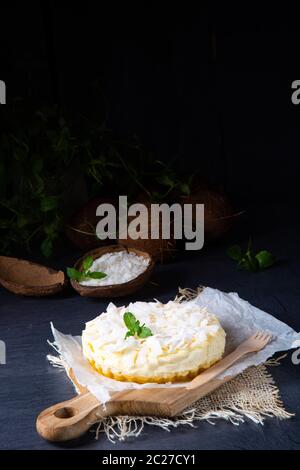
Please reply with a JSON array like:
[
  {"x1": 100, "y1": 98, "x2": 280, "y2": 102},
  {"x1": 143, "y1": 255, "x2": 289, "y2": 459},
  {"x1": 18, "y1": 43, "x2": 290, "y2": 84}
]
[{"x1": 54, "y1": 407, "x2": 75, "y2": 419}]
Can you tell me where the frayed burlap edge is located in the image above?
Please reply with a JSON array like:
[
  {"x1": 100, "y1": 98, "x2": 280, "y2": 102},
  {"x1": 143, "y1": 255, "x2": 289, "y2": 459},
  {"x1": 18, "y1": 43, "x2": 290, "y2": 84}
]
[
  {"x1": 48, "y1": 286, "x2": 294, "y2": 443},
  {"x1": 92, "y1": 362, "x2": 293, "y2": 443}
]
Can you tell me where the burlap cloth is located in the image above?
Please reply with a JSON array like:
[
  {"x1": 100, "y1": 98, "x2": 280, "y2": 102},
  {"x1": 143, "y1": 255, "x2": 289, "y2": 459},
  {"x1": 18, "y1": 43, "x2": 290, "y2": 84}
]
[{"x1": 92, "y1": 360, "x2": 292, "y2": 442}]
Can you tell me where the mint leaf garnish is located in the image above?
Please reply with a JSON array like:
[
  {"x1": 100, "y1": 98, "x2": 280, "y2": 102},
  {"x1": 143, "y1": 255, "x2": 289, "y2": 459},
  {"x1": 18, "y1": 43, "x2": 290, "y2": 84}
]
[
  {"x1": 66, "y1": 267, "x2": 82, "y2": 281},
  {"x1": 67, "y1": 256, "x2": 107, "y2": 282},
  {"x1": 124, "y1": 312, "x2": 137, "y2": 331},
  {"x1": 82, "y1": 255, "x2": 94, "y2": 272},
  {"x1": 125, "y1": 331, "x2": 135, "y2": 339},
  {"x1": 123, "y1": 311, "x2": 153, "y2": 340},
  {"x1": 139, "y1": 326, "x2": 153, "y2": 338},
  {"x1": 85, "y1": 271, "x2": 107, "y2": 280}
]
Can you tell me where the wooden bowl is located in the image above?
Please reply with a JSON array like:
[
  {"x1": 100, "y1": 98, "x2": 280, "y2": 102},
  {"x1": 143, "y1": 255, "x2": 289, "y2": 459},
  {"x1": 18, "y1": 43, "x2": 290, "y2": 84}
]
[
  {"x1": 70, "y1": 245, "x2": 155, "y2": 298},
  {"x1": 0, "y1": 256, "x2": 67, "y2": 297}
]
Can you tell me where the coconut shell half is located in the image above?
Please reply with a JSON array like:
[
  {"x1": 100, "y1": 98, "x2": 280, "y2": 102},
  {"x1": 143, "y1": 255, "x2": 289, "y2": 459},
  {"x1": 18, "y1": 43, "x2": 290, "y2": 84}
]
[
  {"x1": 0, "y1": 256, "x2": 67, "y2": 296},
  {"x1": 70, "y1": 245, "x2": 155, "y2": 298}
]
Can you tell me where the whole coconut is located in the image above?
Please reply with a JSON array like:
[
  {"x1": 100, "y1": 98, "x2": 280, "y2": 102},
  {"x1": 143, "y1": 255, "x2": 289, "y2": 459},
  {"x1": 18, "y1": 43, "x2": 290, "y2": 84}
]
[
  {"x1": 117, "y1": 201, "x2": 176, "y2": 263},
  {"x1": 179, "y1": 187, "x2": 234, "y2": 241},
  {"x1": 65, "y1": 197, "x2": 117, "y2": 250}
]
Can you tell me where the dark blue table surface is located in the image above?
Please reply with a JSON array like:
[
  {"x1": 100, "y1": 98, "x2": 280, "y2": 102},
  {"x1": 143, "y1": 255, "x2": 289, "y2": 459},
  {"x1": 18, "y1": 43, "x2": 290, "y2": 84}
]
[{"x1": 1, "y1": 205, "x2": 300, "y2": 450}]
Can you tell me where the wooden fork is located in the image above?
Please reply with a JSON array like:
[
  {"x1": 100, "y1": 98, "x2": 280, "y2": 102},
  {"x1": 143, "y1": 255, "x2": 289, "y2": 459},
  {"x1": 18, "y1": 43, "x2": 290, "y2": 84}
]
[{"x1": 187, "y1": 331, "x2": 273, "y2": 390}]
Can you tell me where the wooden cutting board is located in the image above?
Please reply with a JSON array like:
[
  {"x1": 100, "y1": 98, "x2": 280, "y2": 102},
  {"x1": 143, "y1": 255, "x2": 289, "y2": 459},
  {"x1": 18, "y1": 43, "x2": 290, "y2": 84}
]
[
  {"x1": 37, "y1": 332, "x2": 272, "y2": 442},
  {"x1": 36, "y1": 368, "x2": 235, "y2": 442}
]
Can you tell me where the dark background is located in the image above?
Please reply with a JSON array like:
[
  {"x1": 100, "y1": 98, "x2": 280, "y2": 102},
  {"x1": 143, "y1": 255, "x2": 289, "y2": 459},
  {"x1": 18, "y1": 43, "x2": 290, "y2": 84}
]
[{"x1": 1, "y1": 3, "x2": 300, "y2": 207}]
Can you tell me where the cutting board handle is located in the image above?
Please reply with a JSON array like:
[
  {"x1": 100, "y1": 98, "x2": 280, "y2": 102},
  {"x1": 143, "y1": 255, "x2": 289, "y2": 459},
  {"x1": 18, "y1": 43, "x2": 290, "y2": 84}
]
[{"x1": 36, "y1": 391, "x2": 106, "y2": 442}]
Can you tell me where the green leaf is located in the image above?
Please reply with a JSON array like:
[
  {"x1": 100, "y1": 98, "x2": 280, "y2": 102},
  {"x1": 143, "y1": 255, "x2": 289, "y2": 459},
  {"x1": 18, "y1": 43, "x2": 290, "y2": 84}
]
[
  {"x1": 123, "y1": 312, "x2": 137, "y2": 332},
  {"x1": 245, "y1": 251, "x2": 259, "y2": 272},
  {"x1": 123, "y1": 312, "x2": 153, "y2": 339},
  {"x1": 156, "y1": 174, "x2": 175, "y2": 187},
  {"x1": 255, "y1": 250, "x2": 276, "y2": 270},
  {"x1": 125, "y1": 331, "x2": 134, "y2": 339},
  {"x1": 237, "y1": 258, "x2": 251, "y2": 271},
  {"x1": 139, "y1": 326, "x2": 153, "y2": 338},
  {"x1": 35, "y1": 174, "x2": 45, "y2": 195},
  {"x1": 44, "y1": 223, "x2": 56, "y2": 237},
  {"x1": 33, "y1": 159, "x2": 43, "y2": 174},
  {"x1": 82, "y1": 255, "x2": 94, "y2": 273},
  {"x1": 17, "y1": 216, "x2": 27, "y2": 228},
  {"x1": 67, "y1": 260, "x2": 107, "y2": 282},
  {"x1": 85, "y1": 271, "x2": 107, "y2": 280},
  {"x1": 40, "y1": 196, "x2": 59, "y2": 212},
  {"x1": 229, "y1": 238, "x2": 276, "y2": 273},
  {"x1": 41, "y1": 237, "x2": 53, "y2": 258},
  {"x1": 66, "y1": 267, "x2": 82, "y2": 281},
  {"x1": 227, "y1": 245, "x2": 242, "y2": 262},
  {"x1": 178, "y1": 182, "x2": 190, "y2": 196}
]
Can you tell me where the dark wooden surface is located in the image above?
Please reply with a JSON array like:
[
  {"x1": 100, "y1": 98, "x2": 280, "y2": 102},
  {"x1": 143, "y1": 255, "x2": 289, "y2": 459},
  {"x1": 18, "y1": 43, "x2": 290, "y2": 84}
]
[{"x1": 0, "y1": 205, "x2": 300, "y2": 450}]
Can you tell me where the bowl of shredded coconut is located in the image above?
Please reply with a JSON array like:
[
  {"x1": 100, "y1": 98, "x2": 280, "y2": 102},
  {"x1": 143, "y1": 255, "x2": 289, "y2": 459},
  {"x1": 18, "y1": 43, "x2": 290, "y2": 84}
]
[{"x1": 69, "y1": 245, "x2": 155, "y2": 297}]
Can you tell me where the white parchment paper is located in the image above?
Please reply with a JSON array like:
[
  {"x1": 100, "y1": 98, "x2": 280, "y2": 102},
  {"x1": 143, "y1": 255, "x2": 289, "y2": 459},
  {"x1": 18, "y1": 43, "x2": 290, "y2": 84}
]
[{"x1": 49, "y1": 287, "x2": 300, "y2": 403}]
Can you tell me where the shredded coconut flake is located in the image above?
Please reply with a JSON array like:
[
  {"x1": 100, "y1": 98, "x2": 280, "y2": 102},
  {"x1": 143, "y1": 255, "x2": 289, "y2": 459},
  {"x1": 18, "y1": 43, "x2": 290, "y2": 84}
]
[{"x1": 79, "y1": 251, "x2": 150, "y2": 287}]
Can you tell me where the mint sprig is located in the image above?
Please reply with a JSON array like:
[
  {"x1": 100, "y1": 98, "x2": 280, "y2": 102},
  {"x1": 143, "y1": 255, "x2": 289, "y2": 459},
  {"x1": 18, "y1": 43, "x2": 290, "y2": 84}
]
[
  {"x1": 67, "y1": 255, "x2": 107, "y2": 282},
  {"x1": 123, "y1": 311, "x2": 153, "y2": 340},
  {"x1": 227, "y1": 239, "x2": 276, "y2": 272}
]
